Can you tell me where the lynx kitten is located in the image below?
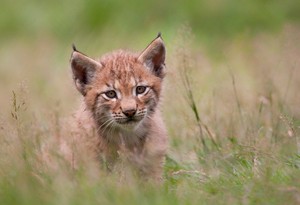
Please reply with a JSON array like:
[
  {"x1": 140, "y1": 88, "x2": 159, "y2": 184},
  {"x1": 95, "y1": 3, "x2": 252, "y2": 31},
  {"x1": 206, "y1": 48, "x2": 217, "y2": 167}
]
[{"x1": 69, "y1": 34, "x2": 168, "y2": 180}]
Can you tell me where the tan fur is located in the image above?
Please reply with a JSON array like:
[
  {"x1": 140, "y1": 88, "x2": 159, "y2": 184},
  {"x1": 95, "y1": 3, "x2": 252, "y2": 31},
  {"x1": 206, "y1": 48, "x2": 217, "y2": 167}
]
[{"x1": 68, "y1": 35, "x2": 168, "y2": 180}]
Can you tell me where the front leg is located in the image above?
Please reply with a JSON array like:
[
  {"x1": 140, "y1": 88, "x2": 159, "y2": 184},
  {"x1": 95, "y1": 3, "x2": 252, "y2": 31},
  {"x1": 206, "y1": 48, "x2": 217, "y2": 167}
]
[{"x1": 137, "y1": 132, "x2": 168, "y2": 182}]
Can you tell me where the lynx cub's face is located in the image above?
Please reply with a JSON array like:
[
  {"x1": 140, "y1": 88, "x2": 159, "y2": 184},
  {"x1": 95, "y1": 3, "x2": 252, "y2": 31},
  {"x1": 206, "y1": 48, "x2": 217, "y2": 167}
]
[{"x1": 70, "y1": 34, "x2": 166, "y2": 132}]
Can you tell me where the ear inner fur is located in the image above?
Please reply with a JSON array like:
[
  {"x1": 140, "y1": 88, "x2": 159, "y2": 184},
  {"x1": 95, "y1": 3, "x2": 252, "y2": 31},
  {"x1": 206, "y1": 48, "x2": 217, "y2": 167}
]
[{"x1": 70, "y1": 51, "x2": 102, "y2": 95}]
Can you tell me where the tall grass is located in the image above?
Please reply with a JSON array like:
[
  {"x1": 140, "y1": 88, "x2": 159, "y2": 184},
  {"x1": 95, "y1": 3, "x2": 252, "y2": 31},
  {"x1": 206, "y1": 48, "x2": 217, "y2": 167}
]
[{"x1": 1, "y1": 26, "x2": 300, "y2": 204}]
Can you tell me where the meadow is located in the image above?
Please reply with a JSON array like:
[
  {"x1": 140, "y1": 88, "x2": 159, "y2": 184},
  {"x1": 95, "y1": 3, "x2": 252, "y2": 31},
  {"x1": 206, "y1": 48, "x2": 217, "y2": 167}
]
[{"x1": 0, "y1": 1, "x2": 300, "y2": 204}]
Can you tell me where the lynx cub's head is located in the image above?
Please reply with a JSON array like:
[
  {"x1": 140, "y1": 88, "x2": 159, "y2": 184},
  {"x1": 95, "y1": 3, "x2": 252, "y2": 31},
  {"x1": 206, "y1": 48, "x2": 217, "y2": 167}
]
[{"x1": 70, "y1": 34, "x2": 166, "y2": 132}]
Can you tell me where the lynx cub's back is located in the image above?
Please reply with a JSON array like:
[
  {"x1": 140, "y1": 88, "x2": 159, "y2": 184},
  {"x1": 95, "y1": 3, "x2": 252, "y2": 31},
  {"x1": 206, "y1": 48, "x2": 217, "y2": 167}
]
[{"x1": 70, "y1": 34, "x2": 168, "y2": 180}]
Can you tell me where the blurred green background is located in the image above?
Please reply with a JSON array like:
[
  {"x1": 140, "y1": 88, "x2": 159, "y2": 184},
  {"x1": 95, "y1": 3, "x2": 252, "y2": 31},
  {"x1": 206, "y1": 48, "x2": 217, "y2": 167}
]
[
  {"x1": 1, "y1": 0, "x2": 300, "y2": 125},
  {"x1": 2, "y1": 0, "x2": 300, "y2": 46}
]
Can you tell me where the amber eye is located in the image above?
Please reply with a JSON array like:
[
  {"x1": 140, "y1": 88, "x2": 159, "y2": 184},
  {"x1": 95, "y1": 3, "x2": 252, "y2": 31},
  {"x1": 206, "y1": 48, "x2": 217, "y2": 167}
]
[
  {"x1": 136, "y1": 86, "x2": 147, "y2": 95},
  {"x1": 105, "y1": 90, "x2": 117, "y2": 99}
]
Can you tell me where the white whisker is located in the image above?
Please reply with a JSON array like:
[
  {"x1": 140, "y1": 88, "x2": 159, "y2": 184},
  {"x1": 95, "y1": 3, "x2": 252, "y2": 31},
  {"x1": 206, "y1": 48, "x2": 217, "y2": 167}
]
[
  {"x1": 101, "y1": 119, "x2": 115, "y2": 135},
  {"x1": 97, "y1": 118, "x2": 113, "y2": 134}
]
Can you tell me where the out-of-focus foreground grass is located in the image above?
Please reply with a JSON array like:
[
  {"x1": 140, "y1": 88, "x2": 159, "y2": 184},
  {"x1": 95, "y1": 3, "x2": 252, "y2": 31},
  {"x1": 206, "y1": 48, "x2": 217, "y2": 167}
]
[{"x1": 1, "y1": 1, "x2": 300, "y2": 204}]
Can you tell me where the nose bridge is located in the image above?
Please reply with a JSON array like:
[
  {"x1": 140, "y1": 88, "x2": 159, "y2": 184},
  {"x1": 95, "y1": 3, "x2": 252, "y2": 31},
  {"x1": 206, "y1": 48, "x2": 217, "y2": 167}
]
[{"x1": 121, "y1": 97, "x2": 136, "y2": 111}]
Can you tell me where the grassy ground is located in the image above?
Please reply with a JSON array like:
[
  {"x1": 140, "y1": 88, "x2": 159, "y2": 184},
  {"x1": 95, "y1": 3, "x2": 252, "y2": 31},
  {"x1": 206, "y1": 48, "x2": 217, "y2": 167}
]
[{"x1": 1, "y1": 1, "x2": 300, "y2": 204}]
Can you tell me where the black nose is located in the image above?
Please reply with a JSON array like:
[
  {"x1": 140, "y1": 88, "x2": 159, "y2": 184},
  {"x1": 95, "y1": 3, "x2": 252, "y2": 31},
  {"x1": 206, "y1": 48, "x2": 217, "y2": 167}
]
[{"x1": 122, "y1": 109, "x2": 136, "y2": 118}]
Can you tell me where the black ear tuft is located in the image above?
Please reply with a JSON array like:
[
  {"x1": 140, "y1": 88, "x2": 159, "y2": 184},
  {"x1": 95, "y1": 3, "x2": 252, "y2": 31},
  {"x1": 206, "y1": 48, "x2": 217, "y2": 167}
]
[
  {"x1": 72, "y1": 44, "x2": 77, "y2": 52},
  {"x1": 157, "y1": 32, "x2": 162, "y2": 38}
]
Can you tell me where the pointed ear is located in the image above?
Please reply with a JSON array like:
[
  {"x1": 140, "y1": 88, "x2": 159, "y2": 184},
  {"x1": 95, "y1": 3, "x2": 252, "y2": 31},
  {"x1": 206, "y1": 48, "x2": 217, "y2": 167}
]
[
  {"x1": 138, "y1": 33, "x2": 166, "y2": 78},
  {"x1": 70, "y1": 45, "x2": 102, "y2": 95}
]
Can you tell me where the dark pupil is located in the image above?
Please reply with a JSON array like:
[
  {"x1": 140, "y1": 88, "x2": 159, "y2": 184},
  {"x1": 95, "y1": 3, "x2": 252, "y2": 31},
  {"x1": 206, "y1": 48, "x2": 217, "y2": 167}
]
[
  {"x1": 107, "y1": 91, "x2": 116, "y2": 98},
  {"x1": 137, "y1": 86, "x2": 145, "y2": 94}
]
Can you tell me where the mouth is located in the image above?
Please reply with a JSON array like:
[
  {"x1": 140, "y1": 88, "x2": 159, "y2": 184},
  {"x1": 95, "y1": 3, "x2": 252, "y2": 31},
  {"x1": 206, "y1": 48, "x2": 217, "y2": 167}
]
[
  {"x1": 117, "y1": 118, "x2": 139, "y2": 125},
  {"x1": 114, "y1": 116, "x2": 144, "y2": 129}
]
